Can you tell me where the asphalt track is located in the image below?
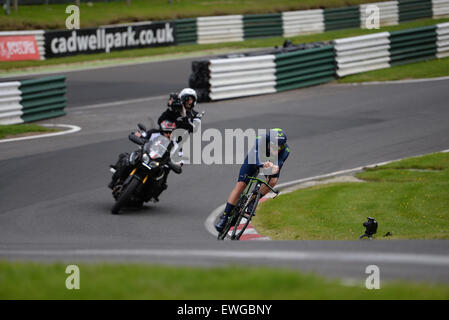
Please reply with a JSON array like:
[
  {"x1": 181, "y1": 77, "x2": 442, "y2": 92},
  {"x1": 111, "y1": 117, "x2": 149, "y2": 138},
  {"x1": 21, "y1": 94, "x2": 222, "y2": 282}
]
[
  {"x1": 2, "y1": 55, "x2": 201, "y2": 107},
  {"x1": 1, "y1": 59, "x2": 449, "y2": 284}
]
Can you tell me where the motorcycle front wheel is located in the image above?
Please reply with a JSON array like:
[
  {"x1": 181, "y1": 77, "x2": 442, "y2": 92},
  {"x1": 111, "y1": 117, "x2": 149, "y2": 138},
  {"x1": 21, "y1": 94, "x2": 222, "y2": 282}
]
[{"x1": 111, "y1": 177, "x2": 140, "y2": 215}]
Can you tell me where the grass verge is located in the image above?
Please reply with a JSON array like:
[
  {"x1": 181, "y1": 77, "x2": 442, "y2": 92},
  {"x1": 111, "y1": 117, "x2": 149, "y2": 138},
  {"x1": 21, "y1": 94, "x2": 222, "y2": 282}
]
[
  {"x1": 1, "y1": 0, "x2": 388, "y2": 30},
  {"x1": 338, "y1": 57, "x2": 449, "y2": 83},
  {"x1": 1, "y1": 17, "x2": 449, "y2": 75},
  {"x1": 1, "y1": 261, "x2": 448, "y2": 299},
  {"x1": 0, "y1": 124, "x2": 57, "y2": 139},
  {"x1": 253, "y1": 152, "x2": 449, "y2": 240}
]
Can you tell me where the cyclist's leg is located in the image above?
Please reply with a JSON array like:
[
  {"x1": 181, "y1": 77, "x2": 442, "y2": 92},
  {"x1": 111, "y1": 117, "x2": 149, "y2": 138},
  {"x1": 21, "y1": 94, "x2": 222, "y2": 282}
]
[
  {"x1": 260, "y1": 176, "x2": 278, "y2": 195},
  {"x1": 215, "y1": 161, "x2": 258, "y2": 232},
  {"x1": 245, "y1": 175, "x2": 279, "y2": 215},
  {"x1": 226, "y1": 181, "x2": 245, "y2": 204},
  {"x1": 226, "y1": 160, "x2": 259, "y2": 208}
]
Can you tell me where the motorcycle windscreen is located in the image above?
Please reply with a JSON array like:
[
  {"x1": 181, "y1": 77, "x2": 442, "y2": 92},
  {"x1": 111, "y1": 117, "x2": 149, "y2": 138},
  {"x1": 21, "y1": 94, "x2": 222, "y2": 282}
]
[{"x1": 144, "y1": 135, "x2": 171, "y2": 160}]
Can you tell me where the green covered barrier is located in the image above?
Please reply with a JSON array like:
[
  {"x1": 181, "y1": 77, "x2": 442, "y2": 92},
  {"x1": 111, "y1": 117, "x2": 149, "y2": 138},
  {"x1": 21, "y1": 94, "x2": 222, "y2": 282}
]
[
  {"x1": 389, "y1": 25, "x2": 437, "y2": 66},
  {"x1": 324, "y1": 6, "x2": 360, "y2": 31},
  {"x1": 275, "y1": 45, "x2": 336, "y2": 92},
  {"x1": 175, "y1": 18, "x2": 198, "y2": 45},
  {"x1": 398, "y1": 0, "x2": 433, "y2": 23},
  {"x1": 243, "y1": 13, "x2": 283, "y2": 39},
  {"x1": 19, "y1": 76, "x2": 67, "y2": 123}
]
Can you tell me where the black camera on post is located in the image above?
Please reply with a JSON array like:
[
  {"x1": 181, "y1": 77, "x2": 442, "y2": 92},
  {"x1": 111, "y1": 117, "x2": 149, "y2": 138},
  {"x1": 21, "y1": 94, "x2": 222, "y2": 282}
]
[{"x1": 360, "y1": 217, "x2": 378, "y2": 239}]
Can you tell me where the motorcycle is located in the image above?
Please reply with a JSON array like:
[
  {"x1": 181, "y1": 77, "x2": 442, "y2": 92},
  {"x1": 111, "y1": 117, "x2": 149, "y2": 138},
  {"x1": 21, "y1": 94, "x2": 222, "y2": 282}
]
[{"x1": 110, "y1": 124, "x2": 182, "y2": 215}]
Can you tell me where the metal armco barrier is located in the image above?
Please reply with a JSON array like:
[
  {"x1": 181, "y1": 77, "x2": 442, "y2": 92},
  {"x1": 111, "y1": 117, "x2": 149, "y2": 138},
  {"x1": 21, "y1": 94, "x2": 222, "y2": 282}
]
[
  {"x1": 282, "y1": 9, "x2": 325, "y2": 37},
  {"x1": 197, "y1": 15, "x2": 243, "y2": 44},
  {"x1": 433, "y1": 0, "x2": 449, "y2": 18},
  {"x1": 399, "y1": 0, "x2": 433, "y2": 22},
  {"x1": 324, "y1": 6, "x2": 361, "y2": 31},
  {"x1": 275, "y1": 46, "x2": 336, "y2": 92},
  {"x1": 334, "y1": 32, "x2": 391, "y2": 77},
  {"x1": 436, "y1": 22, "x2": 449, "y2": 58},
  {"x1": 0, "y1": 76, "x2": 66, "y2": 125},
  {"x1": 243, "y1": 13, "x2": 283, "y2": 39},
  {"x1": 389, "y1": 25, "x2": 437, "y2": 65},
  {"x1": 360, "y1": 1, "x2": 399, "y2": 28}
]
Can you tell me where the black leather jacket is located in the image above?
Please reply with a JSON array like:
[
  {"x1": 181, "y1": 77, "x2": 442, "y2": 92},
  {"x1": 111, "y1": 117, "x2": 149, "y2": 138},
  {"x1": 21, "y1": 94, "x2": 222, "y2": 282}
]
[{"x1": 158, "y1": 107, "x2": 200, "y2": 133}]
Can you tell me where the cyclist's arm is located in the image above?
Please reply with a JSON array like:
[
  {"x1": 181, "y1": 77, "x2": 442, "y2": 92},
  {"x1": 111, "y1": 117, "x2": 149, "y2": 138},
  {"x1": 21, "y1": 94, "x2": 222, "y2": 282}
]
[{"x1": 277, "y1": 144, "x2": 290, "y2": 169}]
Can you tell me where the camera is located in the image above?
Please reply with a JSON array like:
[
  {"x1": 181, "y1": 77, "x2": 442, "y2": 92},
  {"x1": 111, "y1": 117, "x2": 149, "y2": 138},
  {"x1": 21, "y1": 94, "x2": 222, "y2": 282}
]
[
  {"x1": 360, "y1": 217, "x2": 378, "y2": 239},
  {"x1": 170, "y1": 97, "x2": 183, "y2": 112}
]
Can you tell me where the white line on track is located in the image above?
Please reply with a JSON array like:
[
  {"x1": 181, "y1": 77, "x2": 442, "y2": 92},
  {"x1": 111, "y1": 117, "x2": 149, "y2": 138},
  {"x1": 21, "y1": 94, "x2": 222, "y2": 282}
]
[
  {"x1": 0, "y1": 249, "x2": 448, "y2": 266},
  {"x1": 204, "y1": 148, "x2": 449, "y2": 237},
  {"x1": 0, "y1": 124, "x2": 81, "y2": 143},
  {"x1": 71, "y1": 95, "x2": 167, "y2": 112}
]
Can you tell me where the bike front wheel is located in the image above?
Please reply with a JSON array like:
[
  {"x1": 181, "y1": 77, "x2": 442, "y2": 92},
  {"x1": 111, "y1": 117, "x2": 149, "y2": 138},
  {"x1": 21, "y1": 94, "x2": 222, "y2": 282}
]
[
  {"x1": 111, "y1": 177, "x2": 140, "y2": 214},
  {"x1": 217, "y1": 196, "x2": 247, "y2": 240},
  {"x1": 231, "y1": 192, "x2": 261, "y2": 240}
]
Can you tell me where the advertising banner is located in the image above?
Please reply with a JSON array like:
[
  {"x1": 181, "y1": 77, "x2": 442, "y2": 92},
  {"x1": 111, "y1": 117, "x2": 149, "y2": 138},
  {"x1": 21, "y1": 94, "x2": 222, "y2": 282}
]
[
  {"x1": 0, "y1": 36, "x2": 40, "y2": 61},
  {"x1": 45, "y1": 22, "x2": 176, "y2": 58}
]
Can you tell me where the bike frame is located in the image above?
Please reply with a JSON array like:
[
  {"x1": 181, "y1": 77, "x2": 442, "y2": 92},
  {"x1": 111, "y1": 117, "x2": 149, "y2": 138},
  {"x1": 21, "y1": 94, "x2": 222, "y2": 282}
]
[{"x1": 218, "y1": 173, "x2": 279, "y2": 240}]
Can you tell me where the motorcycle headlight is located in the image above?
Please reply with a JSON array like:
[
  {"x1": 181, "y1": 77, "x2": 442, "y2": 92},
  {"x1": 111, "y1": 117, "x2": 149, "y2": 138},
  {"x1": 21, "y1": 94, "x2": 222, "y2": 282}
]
[
  {"x1": 142, "y1": 153, "x2": 150, "y2": 164},
  {"x1": 150, "y1": 161, "x2": 160, "y2": 168}
]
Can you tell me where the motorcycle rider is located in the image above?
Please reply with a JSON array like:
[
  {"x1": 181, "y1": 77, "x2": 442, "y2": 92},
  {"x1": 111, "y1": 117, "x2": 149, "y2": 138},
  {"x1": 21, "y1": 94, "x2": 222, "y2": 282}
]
[{"x1": 109, "y1": 119, "x2": 181, "y2": 202}]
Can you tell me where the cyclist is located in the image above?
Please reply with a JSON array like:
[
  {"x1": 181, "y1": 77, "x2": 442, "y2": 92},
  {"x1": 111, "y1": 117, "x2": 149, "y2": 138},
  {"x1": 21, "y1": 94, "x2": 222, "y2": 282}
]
[{"x1": 215, "y1": 129, "x2": 290, "y2": 232}]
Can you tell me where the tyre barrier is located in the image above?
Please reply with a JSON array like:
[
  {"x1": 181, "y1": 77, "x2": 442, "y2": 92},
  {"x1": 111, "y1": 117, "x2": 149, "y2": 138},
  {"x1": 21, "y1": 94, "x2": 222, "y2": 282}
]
[
  {"x1": 399, "y1": 0, "x2": 433, "y2": 23},
  {"x1": 334, "y1": 32, "x2": 391, "y2": 77},
  {"x1": 437, "y1": 22, "x2": 449, "y2": 58},
  {"x1": 243, "y1": 13, "x2": 283, "y2": 40},
  {"x1": 324, "y1": 6, "x2": 361, "y2": 31},
  {"x1": 0, "y1": 76, "x2": 66, "y2": 125},
  {"x1": 175, "y1": 18, "x2": 197, "y2": 45},
  {"x1": 389, "y1": 25, "x2": 437, "y2": 65},
  {"x1": 197, "y1": 15, "x2": 243, "y2": 44},
  {"x1": 0, "y1": 81, "x2": 22, "y2": 125},
  {"x1": 190, "y1": 23, "x2": 449, "y2": 101},
  {"x1": 189, "y1": 43, "x2": 335, "y2": 102},
  {"x1": 4, "y1": 0, "x2": 449, "y2": 61},
  {"x1": 282, "y1": 9, "x2": 325, "y2": 37},
  {"x1": 275, "y1": 45, "x2": 336, "y2": 92},
  {"x1": 360, "y1": 1, "x2": 399, "y2": 28},
  {"x1": 208, "y1": 55, "x2": 277, "y2": 101},
  {"x1": 175, "y1": 0, "x2": 447, "y2": 44},
  {"x1": 433, "y1": 0, "x2": 449, "y2": 18}
]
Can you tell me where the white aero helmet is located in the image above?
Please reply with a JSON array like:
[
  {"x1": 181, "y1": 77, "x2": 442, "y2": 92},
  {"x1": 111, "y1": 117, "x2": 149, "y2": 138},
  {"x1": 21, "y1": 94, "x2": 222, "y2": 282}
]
[{"x1": 179, "y1": 88, "x2": 198, "y2": 108}]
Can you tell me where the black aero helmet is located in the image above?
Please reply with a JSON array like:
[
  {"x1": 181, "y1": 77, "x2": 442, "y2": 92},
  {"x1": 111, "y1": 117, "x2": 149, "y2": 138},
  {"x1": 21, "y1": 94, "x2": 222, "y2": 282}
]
[{"x1": 266, "y1": 128, "x2": 287, "y2": 147}]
